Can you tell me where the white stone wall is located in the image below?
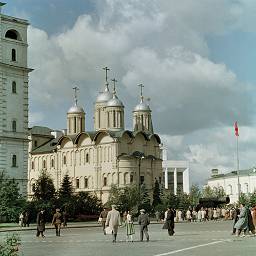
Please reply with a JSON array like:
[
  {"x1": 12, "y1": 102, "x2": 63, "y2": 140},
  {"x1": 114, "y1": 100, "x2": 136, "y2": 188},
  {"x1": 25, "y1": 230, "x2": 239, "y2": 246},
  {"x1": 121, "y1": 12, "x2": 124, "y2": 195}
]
[{"x1": 0, "y1": 14, "x2": 30, "y2": 196}]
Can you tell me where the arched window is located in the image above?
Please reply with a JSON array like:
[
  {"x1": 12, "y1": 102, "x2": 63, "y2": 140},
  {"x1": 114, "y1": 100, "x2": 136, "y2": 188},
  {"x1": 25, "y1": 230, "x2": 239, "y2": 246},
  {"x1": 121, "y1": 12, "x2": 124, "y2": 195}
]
[
  {"x1": 43, "y1": 160, "x2": 46, "y2": 169},
  {"x1": 12, "y1": 81, "x2": 16, "y2": 93},
  {"x1": 84, "y1": 178, "x2": 88, "y2": 188},
  {"x1": 130, "y1": 174, "x2": 134, "y2": 183},
  {"x1": 11, "y1": 49, "x2": 16, "y2": 61},
  {"x1": 63, "y1": 155, "x2": 66, "y2": 165},
  {"x1": 51, "y1": 159, "x2": 54, "y2": 168},
  {"x1": 103, "y1": 177, "x2": 107, "y2": 186},
  {"x1": 31, "y1": 161, "x2": 34, "y2": 169},
  {"x1": 76, "y1": 178, "x2": 80, "y2": 188},
  {"x1": 34, "y1": 140, "x2": 38, "y2": 148},
  {"x1": 12, "y1": 120, "x2": 16, "y2": 132},
  {"x1": 12, "y1": 155, "x2": 17, "y2": 167},
  {"x1": 86, "y1": 153, "x2": 89, "y2": 163},
  {"x1": 5, "y1": 30, "x2": 21, "y2": 40}
]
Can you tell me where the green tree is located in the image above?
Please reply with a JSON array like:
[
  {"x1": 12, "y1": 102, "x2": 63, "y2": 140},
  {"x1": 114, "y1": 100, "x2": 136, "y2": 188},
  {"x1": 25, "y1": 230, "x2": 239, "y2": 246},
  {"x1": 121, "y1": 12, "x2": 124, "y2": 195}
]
[
  {"x1": 59, "y1": 174, "x2": 73, "y2": 199},
  {"x1": 33, "y1": 171, "x2": 56, "y2": 201},
  {"x1": 189, "y1": 184, "x2": 201, "y2": 206},
  {"x1": 139, "y1": 183, "x2": 151, "y2": 213},
  {"x1": 0, "y1": 172, "x2": 26, "y2": 222},
  {"x1": 201, "y1": 185, "x2": 215, "y2": 198},
  {"x1": 152, "y1": 179, "x2": 161, "y2": 208}
]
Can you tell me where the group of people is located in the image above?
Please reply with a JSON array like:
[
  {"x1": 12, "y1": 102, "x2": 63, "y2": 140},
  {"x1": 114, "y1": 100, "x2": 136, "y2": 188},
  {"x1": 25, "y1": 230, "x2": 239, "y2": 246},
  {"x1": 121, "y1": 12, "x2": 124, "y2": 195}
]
[
  {"x1": 36, "y1": 208, "x2": 67, "y2": 238},
  {"x1": 233, "y1": 203, "x2": 256, "y2": 237},
  {"x1": 99, "y1": 205, "x2": 150, "y2": 243},
  {"x1": 18, "y1": 211, "x2": 30, "y2": 227},
  {"x1": 99, "y1": 205, "x2": 176, "y2": 243}
]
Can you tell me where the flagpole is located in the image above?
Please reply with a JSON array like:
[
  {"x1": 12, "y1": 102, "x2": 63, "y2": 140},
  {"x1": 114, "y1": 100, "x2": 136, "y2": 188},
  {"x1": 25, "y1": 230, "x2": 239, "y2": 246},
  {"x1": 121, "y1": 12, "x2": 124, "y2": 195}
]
[{"x1": 236, "y1": 134, "x2": 240, "y2": 202}]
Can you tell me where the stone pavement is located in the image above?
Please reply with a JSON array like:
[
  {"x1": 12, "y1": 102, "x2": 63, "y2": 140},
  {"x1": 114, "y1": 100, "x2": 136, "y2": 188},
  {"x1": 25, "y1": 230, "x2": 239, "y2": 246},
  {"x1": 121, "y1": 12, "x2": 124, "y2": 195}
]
[{"x1": 0, "y1": 220, "x2": 255, "y2": 256}]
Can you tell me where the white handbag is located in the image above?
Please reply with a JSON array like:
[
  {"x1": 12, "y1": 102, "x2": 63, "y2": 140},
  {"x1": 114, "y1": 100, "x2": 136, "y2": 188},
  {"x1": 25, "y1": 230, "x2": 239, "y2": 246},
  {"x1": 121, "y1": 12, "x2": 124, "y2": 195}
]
[{"x1": 105, "y1": 226, "x2": 112, "y2": 235}]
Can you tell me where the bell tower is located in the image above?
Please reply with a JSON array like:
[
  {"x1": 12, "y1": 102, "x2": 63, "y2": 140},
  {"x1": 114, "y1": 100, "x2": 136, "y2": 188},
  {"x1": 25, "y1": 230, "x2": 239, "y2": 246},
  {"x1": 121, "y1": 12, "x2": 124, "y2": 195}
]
[{"x1": 0, "y1": 3, "x2": 33, "y2": 196}]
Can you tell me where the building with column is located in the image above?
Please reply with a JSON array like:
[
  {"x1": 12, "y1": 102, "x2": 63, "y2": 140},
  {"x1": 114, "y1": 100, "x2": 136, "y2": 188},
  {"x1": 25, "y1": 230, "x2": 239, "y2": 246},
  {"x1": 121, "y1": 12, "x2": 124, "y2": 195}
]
[
  {"x1": 28, "y1": 71, "x2": 163, "y2": 203},
  {"x1": 162, "y1": 147, "x2": 190, "y2": 194},
  {"x1": 207, "y1": 168, "x2": 256, "y2": 203},
  {"x1": 0, "y1": 3, "x2": 32, "y2": 196}
]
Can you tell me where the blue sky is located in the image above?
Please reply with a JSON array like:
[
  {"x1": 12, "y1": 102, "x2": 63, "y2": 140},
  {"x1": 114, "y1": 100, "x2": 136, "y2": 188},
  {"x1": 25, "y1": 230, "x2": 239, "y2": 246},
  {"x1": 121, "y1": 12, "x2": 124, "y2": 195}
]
[{"x1": 3, "y1": 0, "x2": 256, "y2": 184}]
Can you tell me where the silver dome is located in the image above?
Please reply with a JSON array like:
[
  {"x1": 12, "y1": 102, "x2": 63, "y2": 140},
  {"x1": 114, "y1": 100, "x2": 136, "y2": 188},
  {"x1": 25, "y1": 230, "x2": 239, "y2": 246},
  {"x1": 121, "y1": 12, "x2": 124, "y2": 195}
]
[
  {"x1": 106, "y1": 96, "x2": 124, "y2": 107},
  {"x1": 134, "y1": 102, "x2": 150, "y2": 111},
  {"x1": 68, "y1": 105, "x2": 85, "y2": 114}
]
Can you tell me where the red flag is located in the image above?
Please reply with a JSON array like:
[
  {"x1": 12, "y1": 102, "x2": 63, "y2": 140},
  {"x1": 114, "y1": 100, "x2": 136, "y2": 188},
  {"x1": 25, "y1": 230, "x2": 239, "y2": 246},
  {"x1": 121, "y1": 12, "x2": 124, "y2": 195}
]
[{"x1": 234, "y1": 121, "x2": 239, "y2": 136}]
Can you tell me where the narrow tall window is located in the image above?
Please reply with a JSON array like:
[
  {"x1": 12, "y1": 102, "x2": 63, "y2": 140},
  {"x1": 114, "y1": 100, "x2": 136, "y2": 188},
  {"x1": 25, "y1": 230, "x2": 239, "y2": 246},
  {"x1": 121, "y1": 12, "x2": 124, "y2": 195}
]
[
  {"x1": 74, "y1": 117, "x2": 76, "y2": 133},
  {"x1": 140, "y1": 176, "x2": 144, "y2": 185},
  {"x1": 84, "y1": 178, "x2": 88, "y2": 188},
  {"x1": 12, "y1": 81, "x2": 16, "y2": 93},
  {"x1": 113, "y1": 110, "x2": 116, "y2": 127},
  {"x1": 43, "y1": 160, "x2": 46, "y2": 169},
  {"x1": 12, "y1": 120, "x2": 16, "y2": 132},
  {"x1": 130, "y1": 174, "x2": 134, "y2": 183},
  {"x1": 103, "y1": 177, "x2": 107, "y2": 186},
  {"x1": 12, "y1": 155, "x2": 17, "y2": 167},
  {"x1": 51, "y1": 159, "x2": 54, "y2": 168},
  {"x1": 76, "y1": 178, "x2": 80, "y2": 188},
  {"x1": 63, "y1": 156, "x2": 66, "y2": 165},
  {"x1": 11, "y1": 49, "x2": 16, "y2": 61},
  {"x1": 86, "y1": 153, "x2": 89, "y2": 163},
  {"x1": 31, "y1": 161, "x2": 34, "y2": 169},
  {"x1": 34, "y1": 141, "x2": 38, "y2": 148}
]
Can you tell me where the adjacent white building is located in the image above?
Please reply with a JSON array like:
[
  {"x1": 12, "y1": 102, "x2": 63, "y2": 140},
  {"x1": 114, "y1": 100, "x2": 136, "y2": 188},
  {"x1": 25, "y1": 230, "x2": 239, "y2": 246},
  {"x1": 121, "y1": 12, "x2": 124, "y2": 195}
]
[
  {"x1": 0, "y1": 4, "x2": 32, "y2": 195},
  {"x1": 162, "y1": 147, "x2": 190, "y2": 194},
  {"x1": 207, "y1": 168, "x2": 256, "y2": 203}
]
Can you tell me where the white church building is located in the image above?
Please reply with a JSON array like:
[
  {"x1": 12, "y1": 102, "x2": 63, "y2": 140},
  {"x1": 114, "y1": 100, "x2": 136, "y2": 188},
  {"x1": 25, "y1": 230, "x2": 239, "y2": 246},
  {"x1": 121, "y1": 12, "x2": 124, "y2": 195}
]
[{"x1": 28, "y1": 73, "x2": 163, "y2": 203}]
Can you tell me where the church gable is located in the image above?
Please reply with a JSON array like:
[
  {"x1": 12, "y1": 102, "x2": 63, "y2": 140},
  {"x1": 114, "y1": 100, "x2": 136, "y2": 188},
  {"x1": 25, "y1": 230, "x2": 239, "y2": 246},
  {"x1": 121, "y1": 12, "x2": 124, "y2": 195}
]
[
  {"x1": 76, "y1": 134, "x2": 93, "y2": 147},
  {"x1": 94, "y1": 132, "x2": 114, "y2": 144},
  {"x1": 59, "y1": 137, "x2": 73, "y2": 149}
]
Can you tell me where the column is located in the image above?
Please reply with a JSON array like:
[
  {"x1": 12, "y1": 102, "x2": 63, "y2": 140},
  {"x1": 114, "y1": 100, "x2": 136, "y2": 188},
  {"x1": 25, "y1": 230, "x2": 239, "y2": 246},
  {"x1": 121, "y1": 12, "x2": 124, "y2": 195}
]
[{"x1": 174, "y1": 168, "x2": 177, "y2": 195}]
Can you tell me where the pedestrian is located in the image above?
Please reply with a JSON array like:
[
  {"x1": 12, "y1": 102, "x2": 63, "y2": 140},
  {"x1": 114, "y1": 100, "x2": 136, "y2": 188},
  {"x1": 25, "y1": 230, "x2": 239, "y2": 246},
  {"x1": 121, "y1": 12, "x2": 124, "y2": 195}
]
[
  {"x1": 138, "y1": 209, "x2": 150, "y2": 242},
  {"x1": 234, "y1": 203, "x2": 249, "y2": 237},
  {"x1": 36, "y1": 209, "x2": 46, "y2": 238},
  {"x1": 99, "y1": 207, "x2": 108, "y2": 235},
  {"x1": 18, "y1": 212, "x2": 24, "y2": 227},
  {"x1": 162, "y1": 207, "x2": 175, "y2": 236},
  {"x1": 51, "y1": 208, "x2": 62, "y2": 236},
  {"x1": 155, "y1": 211, "x2": 160, "y2": 222},
  {"x1": 252, "y1": 206, "x2": 256, "y2": 230},
  {"x1": 105, "y1": 205, "x2": 121, "y2": 243},
  {"x1": 126, "y1": 210, "x2": 135, "y2": 242},
  {"x1": 23, "y1": 211, "x2": 30, "y2": 227},
  {"x1": 232, "y1": 207, "x2": 240, "y2": 235},
  {"x1": 62, "y1": 209, "x2": 68, "y2": 227},
  {"x1": 186, "y1": 209, "x2": 192, "y2": 222}
]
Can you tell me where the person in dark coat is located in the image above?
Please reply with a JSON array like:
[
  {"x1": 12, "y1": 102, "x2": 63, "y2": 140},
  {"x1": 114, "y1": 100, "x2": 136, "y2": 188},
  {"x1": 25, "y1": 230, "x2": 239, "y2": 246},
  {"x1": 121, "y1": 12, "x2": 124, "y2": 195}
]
[
  {"x1": 99, "y1": 207, "x2": 108, "y2": 235},
  {"x1": 163, "y1": 207, "x2": 175, "y2": 236},
  {"x1": 52, "y1": 208, "x2": 62, "y2": 236},
  {"x1": 23, "y1": 211, "x2": 30, "y2": 227},
  {"x1": 36, "y1": 209, "x2": 46, "y2": 237},
  {"x1": 138, "y1": 209, "x2": 150, "y2": 242}
]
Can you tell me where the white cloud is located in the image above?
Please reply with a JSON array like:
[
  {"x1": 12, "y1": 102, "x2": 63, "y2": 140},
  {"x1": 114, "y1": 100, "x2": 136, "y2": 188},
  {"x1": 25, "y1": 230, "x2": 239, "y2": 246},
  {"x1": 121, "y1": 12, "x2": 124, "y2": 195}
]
[{"x1": 26, "y1": 0, "x2": 256, "y2": 185}]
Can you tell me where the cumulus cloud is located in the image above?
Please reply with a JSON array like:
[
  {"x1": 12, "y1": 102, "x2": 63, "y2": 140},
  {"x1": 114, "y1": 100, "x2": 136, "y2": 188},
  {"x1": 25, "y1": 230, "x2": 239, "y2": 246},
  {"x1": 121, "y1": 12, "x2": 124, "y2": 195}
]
[{"x1": 26, "y1": 0, "x2": 256, "y2": 185}]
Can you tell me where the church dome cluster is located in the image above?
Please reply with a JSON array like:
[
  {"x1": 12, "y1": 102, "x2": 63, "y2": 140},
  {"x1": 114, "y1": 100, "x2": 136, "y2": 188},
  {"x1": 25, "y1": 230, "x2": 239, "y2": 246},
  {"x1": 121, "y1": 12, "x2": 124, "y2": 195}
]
[{"x1": 67, "y1": 67, "x2": 153, "y2": 134}]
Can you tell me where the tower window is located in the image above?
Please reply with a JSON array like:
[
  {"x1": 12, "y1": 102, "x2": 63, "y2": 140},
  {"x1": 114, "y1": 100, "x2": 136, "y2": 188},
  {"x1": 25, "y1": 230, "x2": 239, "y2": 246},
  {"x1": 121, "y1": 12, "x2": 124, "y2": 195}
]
[
  {"x1": 12, "y1": 155, "x2": 17, "y2": 167},
  {"x1": 34, "y1": 140, "x2": 38, "y2": 147},
  {"x1": 32, "y1": 183, "x2": 36, "y2": 192},
  {"x1": 31, "y1": 161, "x2": 34, "y2": 169},
  {"x1": 11, "y1": 49, "x2": 16, "y2": 61},
  {"x1": 12, "y1": 81, "x2": 16, "y2": 93},
  {"x1": 12, "y1": 120, "x2": 16, "y2": 132},
  {"x1": 5, "y1": 30, "x2": 20, "y2": 40}
]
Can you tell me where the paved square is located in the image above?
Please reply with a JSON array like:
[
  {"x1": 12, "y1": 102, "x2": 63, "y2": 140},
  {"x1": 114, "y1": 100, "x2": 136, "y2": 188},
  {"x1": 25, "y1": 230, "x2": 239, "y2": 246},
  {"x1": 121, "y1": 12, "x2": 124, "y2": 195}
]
[{"x1": 0, "y1": 221, "x2": 254, "y2": 256}]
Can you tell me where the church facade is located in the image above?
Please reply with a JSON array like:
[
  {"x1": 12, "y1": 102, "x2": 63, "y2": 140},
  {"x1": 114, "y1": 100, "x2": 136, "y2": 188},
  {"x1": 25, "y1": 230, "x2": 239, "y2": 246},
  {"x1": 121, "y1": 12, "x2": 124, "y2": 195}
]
[
  {"x1": 0, "y1": 4, "x2": 32, "y2": 196},
  {"x1": 28, "y1": 73, "x2": 162, "y2": 203}
]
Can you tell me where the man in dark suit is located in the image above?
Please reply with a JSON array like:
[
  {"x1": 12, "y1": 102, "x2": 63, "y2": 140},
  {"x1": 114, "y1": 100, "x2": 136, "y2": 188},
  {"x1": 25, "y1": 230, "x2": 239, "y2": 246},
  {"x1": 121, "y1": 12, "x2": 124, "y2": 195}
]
[
  {"x1": 138, "y1": 209, "x2": 150, "y2": 242},
  {"x1": 163, "y1": 207, "x2": 175, "y2": 236}
]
